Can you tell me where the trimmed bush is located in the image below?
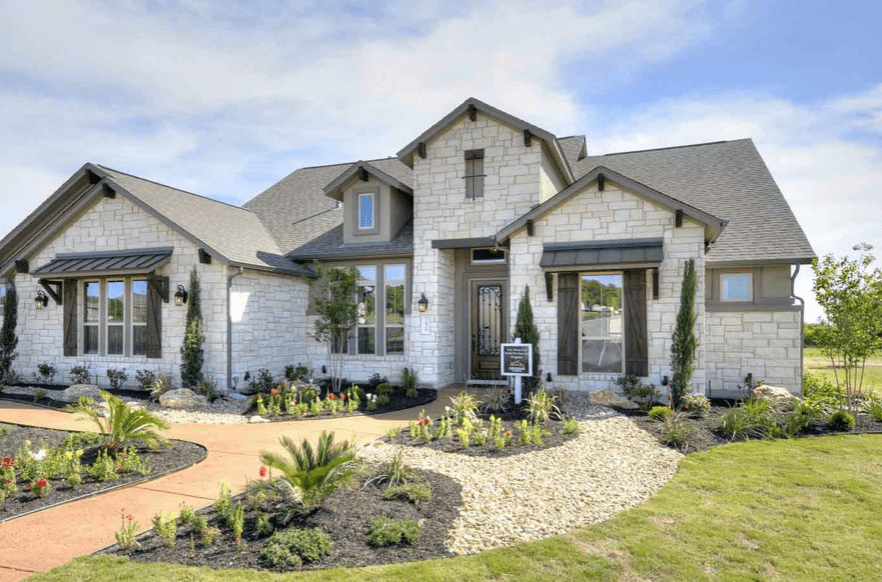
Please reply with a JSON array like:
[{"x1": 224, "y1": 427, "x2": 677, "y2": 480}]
[
  {"x1": 384, "y1": 483, "x2": 432, "y2": 503},
  {"x1": 828, "y1": 410, "x2": 856, "y2": 431},
  {"x1": 367, "y1": 516, "x2": 422, "y2": 547},
  {"x1": 261, "y1": 528, "x2": 331, "y2": 565},
  {"x1": 648, "y1": 406, "x2": 671, "y2": 421}
]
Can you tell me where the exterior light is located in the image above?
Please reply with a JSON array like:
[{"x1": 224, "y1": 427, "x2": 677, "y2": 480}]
[
  {"x1": 174, "y1": 285, "x2": 188, "y2": 307},
  {"x1": 35, "y1": 290, "x2": 49, "y2": 310},
  {"x1": 417, "y1": 293, "x2": 429, "y2": 313}
]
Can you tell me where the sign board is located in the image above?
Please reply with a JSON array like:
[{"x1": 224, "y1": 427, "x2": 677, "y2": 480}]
[{"x1": 500, "y1": 343, "x2": 532, "y2": 377}]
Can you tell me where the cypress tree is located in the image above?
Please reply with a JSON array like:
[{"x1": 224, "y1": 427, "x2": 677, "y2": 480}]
[
  {"x1": 670, "y1": 259, "x2": 697, "y2": 408},
  {"x1": 513, "y1": 285, "x2": 541, "y2": 394},
  {"x1": 180, "y1": 268, "x2": 204, "y2": 388},
  {"x1": 0, "y1": 282, "x2": 18, "y2": 383}
]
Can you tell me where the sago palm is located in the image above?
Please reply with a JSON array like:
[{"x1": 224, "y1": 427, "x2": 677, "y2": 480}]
[
  {"x1": 250, "y1": 431, "x2": 359, "y2": 523},
  {"x1": 71, "y1": 390, "x2": 169, "y2": 455}
]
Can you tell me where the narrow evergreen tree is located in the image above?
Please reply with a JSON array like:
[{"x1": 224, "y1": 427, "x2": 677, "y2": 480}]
[
  {"x1": 180, "y1": 268, "x2": 204, "y2": 388},
  {"x1": 513, "y1": 285, "x2": 541, "y2": 394},
  {"x1": 0, "y1": 282, "x2": 18, "y2": 383},
  {"x1": 670, "y1": 259, "x2": 697, "y2": 408}
]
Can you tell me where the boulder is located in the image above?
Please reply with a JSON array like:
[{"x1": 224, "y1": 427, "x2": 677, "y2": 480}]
[
  {"x1": 752, "y1": 385, "x2": 796, "y2": 406},
  {"x1": 159, "y1": 388, "x2": 208, "y2": 409},
  {"x1": 57, "y1": 384, "x2": 101, "y2": 403},
  {"x1": 588, "y1": 389, "x2": 638, "y2": 409},
  {"x1": 249, "y1": 415, "x2": 270, "y2": 424}
]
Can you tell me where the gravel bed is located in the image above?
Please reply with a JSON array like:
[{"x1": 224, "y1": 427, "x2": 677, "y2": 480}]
[{"x1": 359, "y1": 402, "x2": 683, "y2": 555}]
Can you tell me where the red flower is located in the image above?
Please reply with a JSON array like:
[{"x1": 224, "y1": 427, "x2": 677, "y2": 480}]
[
  {"x1": 116, "y1": 467, "x2": 123, "y2": 472},
  {"x1": 126, "y1": 514, "x2": 133, "y2": 522},
  {"x1": 2, "y1": 457, "x2": 11, "y2": 469},
  {"x1": 257, "y1": 394, "x2": 263, "y2": 401},
  {"x1": 36, "y1": 478, "x2": 47, "y2": 488},
  {"x1": 340, "y1": 393, "x2": 345, "y2": 401},
  {"x1": 270, "y1": 388, "x2": 277, "y2": 396},
  {"x1": 4, "y1": 479, "x2": 10, "y2": 484},
  {"x1": 259, "y1": 466, "x2": 267, "y2": 478},
  {"x1": 329, "y1": 393, "x2": 335, "y2": 400}
]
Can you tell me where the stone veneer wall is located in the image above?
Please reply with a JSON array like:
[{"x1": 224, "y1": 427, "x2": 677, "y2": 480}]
[
  {"x1": 705, "y1": 309, "x2": 803, "y2": 395},
  {"x1": 13, "y1": 195, "x2": 228, "y2": 390},
  {"x1": 508, "y1": 180, "x2": 707, "y2": 393}
]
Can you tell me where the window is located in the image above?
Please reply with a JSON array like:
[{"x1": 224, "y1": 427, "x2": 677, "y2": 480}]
[
  {"x1": 721, "y1": 273, "x2": 752, "y2": 301},
  {"x1": 84, "y1": 281, "x2": 100, "y2": 354},
  {"x1": 580, "y1": 273, "x2": 624, "y2": 373},
  {"x1": 472, "y1": 247, "x2": 506, "y2": 264},
  {"x1": 356, "y1": 266, "x2": 377, "y2": 354},
  {"x1": 132, "y1": 280, "x2": 148, "y2": 356},
  {"x1": 464, "y1": 149, "x2": 484, "y2": 199},
  {"x1": 82, "y1": 278, "x2": 150, "y2": 356},
  {"x1": 358, "y1": 193, "x2": 375, "y2": 229},
  {"x1": 384, "y1": 265, "x2": 405, "y2": 354}
]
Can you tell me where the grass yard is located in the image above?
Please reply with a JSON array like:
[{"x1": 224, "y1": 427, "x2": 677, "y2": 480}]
[
  {"x1": 32, "y1": 434, "x2": 882, "y2": 582},
  {"x1": 804, "y1": 347, "x2": 882, "y2": 395}
]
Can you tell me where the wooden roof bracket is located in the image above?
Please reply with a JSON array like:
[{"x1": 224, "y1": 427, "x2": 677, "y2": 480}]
[
  {"x1": 38, "y1": 279, "x2": 62, "y2": 305},
  {"x1": 147, "y1": 274, "x2": 169, "y2": 303},
  {"x1": 417, "y1": 142, "x2": 427, "y2": 159},
  {"x1": 523, "y1": 129, "x2": 532, "y2": 147},
  {"x1": 468, "y1": 104, "x2": 477, "y2": 121}
]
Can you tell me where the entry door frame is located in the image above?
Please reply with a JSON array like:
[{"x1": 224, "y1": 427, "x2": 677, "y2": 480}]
[{"x1": 468, "y1": 277, "x2": 508, "y2": 381}]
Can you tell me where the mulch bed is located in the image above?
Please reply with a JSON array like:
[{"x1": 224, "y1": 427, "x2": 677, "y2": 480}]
[
  {"x1": 615, "y1": 402, "x2": 882, "y2": 455},
  {"x1": 0, "y1": 423, "x2": 206, "y2": 522},
  {"x1": 382, "y1": 403, "x2": 579, "y2": 458},
  {"x1": 103, "y1": 468, "x2": 462, "y2": 571},
  {"x1": 245, "y1": 388, "x2": 437, "y2": 422}
]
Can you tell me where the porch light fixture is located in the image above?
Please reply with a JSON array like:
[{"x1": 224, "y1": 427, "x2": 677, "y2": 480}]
[
  {"x1": 417, "y1": 293, "x2": 429, "y2": 313},
  {"x1": 174, "y1": 285, "x2": 188, "y2": 307},
  {"x1": 35, "y1": 290, "x2": 49, "y2": 310}
]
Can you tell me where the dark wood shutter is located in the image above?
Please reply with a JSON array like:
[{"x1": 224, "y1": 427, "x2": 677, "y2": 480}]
[
  {"x1": 624, "y1": 270, "x2": 648, "y2": 377},
  {"x1": 557, "y1": 273, "x2": 579, "y2": 375},
  {"x1": 146, "y1": 276, "x2": 165, "y2": 359},
  {"x1": 63, "y1": 280, "x2": 77, "y2": 357}
]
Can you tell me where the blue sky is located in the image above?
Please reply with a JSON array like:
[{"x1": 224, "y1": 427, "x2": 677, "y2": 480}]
[{"x1": 0, "y1": 0, "x2": 880, "y2": 322}]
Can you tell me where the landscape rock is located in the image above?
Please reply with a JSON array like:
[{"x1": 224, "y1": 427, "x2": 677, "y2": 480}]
[
  {"x1": 752, "y1": 385, "x2": 796, "y2": 406},
  {"x1": 57, "y1": 384, "x2": 101, "y2": 403},
  {"x1": 159, "y1": 389, "x2": 208, "y2": 409},
  {"x1": 249, "y1": 415, "x2": 270, "y2": 424},
  {"x1": 587, "y1": 389, "x2": 638, "y2": 409}
]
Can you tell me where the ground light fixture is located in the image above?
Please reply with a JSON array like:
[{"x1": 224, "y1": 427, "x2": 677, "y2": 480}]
[
  {"x1": 174, "y1": 285, "x2": 188, "y2": 307},
  {"x1": 34, "y1": 290, "x2": 49, "y2": 310},
  {"x1": 417, "y1": 293, "x2": 429, "y2": 313}
]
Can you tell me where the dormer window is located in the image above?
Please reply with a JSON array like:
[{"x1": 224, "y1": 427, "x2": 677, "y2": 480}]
[
  {"x1": 464, "y1": 149, "x2": 485, "y2": 199},
  {"x1": 358, "y1": 192, "x2": 375, "y2": 229}
]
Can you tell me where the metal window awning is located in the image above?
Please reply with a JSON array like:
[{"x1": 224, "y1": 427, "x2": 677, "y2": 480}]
[
  {"x1": 539, "y1": 238, "x2": 664, "y2": 272},
  {"x1": 31, "y1": 247, "x2": 173, "y2": 279}
]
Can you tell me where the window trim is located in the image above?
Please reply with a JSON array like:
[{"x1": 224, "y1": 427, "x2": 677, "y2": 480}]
[
  {"x1": 81, "y1": 277, "x2": 151, "y2": 357},
  {"x1": 384, "y1": 264, "x2": 406, "y2": 355},
  {"x1": 471, "y1": 247, "x2": 506, "y2": 265},
  {"x1": 579, "y1": 271, "x2": 625, "y2": 375},
  {"x1": 720, "y1": 272, "x2": 753, "y2": 302},
  {"x1": 355, "y1": 265, "x2": 378, "y2": 355},
  {"x1": 464, "y1": 149, "x2": 485, "y2": 200}
]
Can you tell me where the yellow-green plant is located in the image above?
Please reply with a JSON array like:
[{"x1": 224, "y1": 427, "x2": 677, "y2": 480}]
[
  {"x1": 151, "y1": 512, "x2": 177, "y2": 548},
  {"x1": 69, "y1": 390, "x2": 168, "y2": 456}
]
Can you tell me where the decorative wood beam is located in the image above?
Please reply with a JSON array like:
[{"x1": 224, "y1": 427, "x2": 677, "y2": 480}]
[
  {"x1": 38, "y1": 279, "x2": 62, "y2": 305},
  {"x1": 526, "y1": 219, "x2": 534, "y2": 237},
  {"x1": 675, "y1": 209, "x2": 684, "y2": 227},
  {"x1": 359, "y1": 167, "x2": 369, "y2": 182},
  {"x1": 14, "y1": 259, "x2": 28, "y2": 274},
  {"x1": 102, "y1": 183, "x2": 116, "y2": 199},
  {"x1": 523, "y1": 129, "x2": 532, "y2": 147},
  {"x1": 598, "y1": 173, "x2": 605, "y2": 192},
  {"x1": 545, "y1": 272, "x2": 553, "y2": 302},
  {"x1": 468, "y1": 104, "x2": 477, "y2": 121},
  {"x1": 417, "y1": 142, "x2": 427, "y2": 159},
  {"x1": 198, "y1": 249, "x2": 212, "y2": 264},
  {"x1": 147, "y1": 274, "x2": 169, "y2": 303},
  {"x1": 86, "y1": 169, "x2": 102, "y2": 185}
]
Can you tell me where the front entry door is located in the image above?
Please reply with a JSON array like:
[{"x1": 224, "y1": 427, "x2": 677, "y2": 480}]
[{"x1": 471, "y1": 281, "x2": 506, "y2": 380}]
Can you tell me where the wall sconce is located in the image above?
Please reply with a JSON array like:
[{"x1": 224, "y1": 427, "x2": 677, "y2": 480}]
[
  {"x1": 417, "y1": 293, "x2": 429, "y2": 313},
  {"x1": 661, "y1": 375, "x2": 669, "y2": 386},
  {"x1": 35, "y1": 290, "x2": 49, "y2": 310},
  {"x1": 546, "y1": 372, "x2": 552, "y2": 382},
  {"x1": 174, "y1": 285, "x2": 188, "y2": 307}
]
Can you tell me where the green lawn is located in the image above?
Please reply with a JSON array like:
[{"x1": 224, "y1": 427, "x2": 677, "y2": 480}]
[
  {"x1": 33, "y1": 434, "x2": 882, "y2": 582},
  {"x1": 804, "y1": 347, "x2": 882, "y2": 395}
]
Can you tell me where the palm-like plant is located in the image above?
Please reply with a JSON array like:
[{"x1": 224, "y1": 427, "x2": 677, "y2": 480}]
[
  {"x1": 250, "y1": 431, "x2": 360, "y2": 524},
  {"x1": 70, "y1": 390, "x2": 169, "y2": 455}
]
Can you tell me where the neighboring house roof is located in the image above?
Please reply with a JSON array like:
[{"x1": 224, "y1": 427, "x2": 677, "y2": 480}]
[
  {"x1": 558, "y1": 135, "x2": 587, "y2": 166},
  {"x1": 322, "y1": 160, "x2": 414, "y2": 201},
  {"x1": 288, "y1": 219, "x2": 414, "y2": 262},
  {"x1": 396, "y1": 97, "x2": 575, "y2": 184},
  {"x1": 571, "y1": 139, "x2": 816, "y2": 265},
  {"x1": 243, "y1": 157, "x2": 412, "y2": 253}
]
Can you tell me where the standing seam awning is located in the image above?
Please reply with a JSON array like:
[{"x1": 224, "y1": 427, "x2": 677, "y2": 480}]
[
  {"x1": 539, "y1": 238, "x2": 663, "y2": 271},
  {"x1": 31, "y1": 248, "x2": 173, "y2": 278}
]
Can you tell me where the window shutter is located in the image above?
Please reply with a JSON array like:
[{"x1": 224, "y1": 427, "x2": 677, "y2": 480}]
[
  {"x1": 146, "y1": 276, "x2": 165, "y2": 359},
  {"x1": 557, "y1": 273, "x2": 579, "y2": 375},
  {"x1": 63, "y1": 280, "x2": 77, "y2": 357},
  {"x1": 624, "y1": 270, "x2": 648, "y2": 377}
]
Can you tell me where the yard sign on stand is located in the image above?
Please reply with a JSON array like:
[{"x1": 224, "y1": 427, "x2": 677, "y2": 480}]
[{"x1": 500, "y1": 337, "x2": 533, "y2": 404}]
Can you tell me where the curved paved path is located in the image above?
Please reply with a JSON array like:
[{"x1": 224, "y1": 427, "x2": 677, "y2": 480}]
[{"x1": 0, "y1": 391, "x2": 456, "y2": 581}]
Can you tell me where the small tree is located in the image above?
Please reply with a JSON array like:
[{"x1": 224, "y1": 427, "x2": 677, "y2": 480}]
[
  {"x1": 180, "y1": 267, "x2": 204, "y2": 388},
  {"x1": 513, "y1": 285, "x2": 540, "y2": 395},
  {"x1": 812, "y1": 243, "x2": 882, "y2": 414},
  {"x1": 0, "y1": 282, "x2": 18, "y2": 384},
  {"x1": 670, "y1": 259, "x2": 697, "y2": 408},
  {"x1": 309, "y1": 264, "x2": 358, "y2": 393}
]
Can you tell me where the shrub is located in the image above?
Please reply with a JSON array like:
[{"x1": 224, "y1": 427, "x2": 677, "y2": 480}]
[
  {"x1": 661, "y1": 413, "x2": 696, "y2": 449},
  {"x1": 106, "y1": 369, "x2": 128, "y2": 390},
  {"x1": 228, "y1": 502, "x2": 245, "y2": 548},
  {"x1": 195, "y1": 380, "x2": 217, "y2": 402},
  {"x1": 828, "y1": 410, "x2": 856, "y2": 431},
  {"x1": 152, "y1": 512, "x2": 177, "y2": 548},
  {"x1": 449, "y1": 391, "x2": 480, "y2": 426},
  {"x1": 526, "y1": 386, "x2": 561, "y2": 424},
  {"x1": 180, "y1": 267, "x2": 204, "y2": 388},
  {"x1": 682, "y1": 394, "x2": 711, "y2": 417},
  {"x1": 367, "y1": 516, "x2": 422, "y2": 547},
  {"x1": 865, "y1": 395, "x2": 882, "y2": 422},
  {"x1": 479, "y1": 387, "x2": 510, "y2": 414},
  {"x1": 62, "y1": 430, "x2": 103, "y2": 450},
  {"x1": 262, "y1": 528, "x2": 332, "y2": 565},
  {"x1": 35, "y1": 362, "x2": 57, "y2": 384},
  {"x1": 33, "y1": 389, "x2": 47, "y2": 402},
  {"x1": 285, "y1": 363, "x2": 309, "y2": 382},
  {"x1": 366, "y1": 452, "x2": 415, "y2": 488},
  {"x1": 256, "y1": 513, "x2": 274, "y2": 537},
  {"x1": 0, "y1": 284, "x2": 18, "y2": 384},
  {"x1": 402, "y1": 367, "x2": 418, "y2": 399},
  {"x1": 562, "y1": 416, "x2": 582, "y2": 434},
  {"x1": 384, "y1": 483, "x2": 432, "y2": 503},
  {"x1": 376, "y1": 393, "x2": 391, "y2": 406},
  {"x1": 719, "y1": 398, "x2": 777, "y2": 441},
  {"x1": 135, "y1": 370, "x2": 157, "y2": 391},
  {"x1": 69, "y1": 390, "x2": 168, "y2": 455},
  {"x1": 149, "y1": 376, "x2": 171, "y2": 402},
  {"x1": 115, "y1": 510, "x2": 140, "y2": 551},
  {"x1": 69, "y1": 363, "x2": 91, "y2": 385},
  {"x1": 200, "y1": 525, "x2": 221, "y2": 546},
  {"x1": 670, "y1": 258, "x2": 697, "y2": 408},
  {"x1": 376, "y1": 382, "x2": 394, "y2": 396},
  {"x1": 179, "y1": 504, "x2": 196, "y2": 526},
  {"x1": 213, "y1": 482, "x2": 233, "y2": 520},
  {"x1": 648, "y1": 406, "x2": 671, "y2": 421},
  {"x1": 616, "y1": 375, "x2": 659, "y2": 410},
  {"x1": 29, "y1": 476, "x2": 50, "y2": 497}
]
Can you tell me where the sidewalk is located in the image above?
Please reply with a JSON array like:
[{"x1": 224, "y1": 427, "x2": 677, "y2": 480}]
[{"x1": 0, "y1": 389, "x2": 461, "y2": 581}]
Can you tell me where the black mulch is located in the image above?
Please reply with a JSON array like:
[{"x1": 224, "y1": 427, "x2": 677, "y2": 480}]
[
  {"x1": 382, "y1": 403, "x2": 579, "y2": 458},
  {"x1": 0, "y1": 423, "x2": 206, "y2": 521},
  {"x1": 245, "y1": 389, "x2": 437, "y2": 422},
  {"x1": 104, "y1": 468, "x2": 462, "y2": 571},
  {"x1": 614, "y1": 402, "x2": 882, "y2": 455}
]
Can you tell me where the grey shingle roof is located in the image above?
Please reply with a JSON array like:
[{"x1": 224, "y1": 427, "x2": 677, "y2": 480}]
[
  {"x1": 558, "y1": 136, "x2": 586, "y2": 167},
  {"x1": 572, "y1": 139, "x2": 816, "y2": 264},
  {"x1": 95, "y1": 166, "x2": 309, "y2": 275},
  {"x1": 288, "y1": 220, "x2": 414, "y2": 262},
  {"x1": 243, "y1": 157, "x2": 412, "y2": 254}
]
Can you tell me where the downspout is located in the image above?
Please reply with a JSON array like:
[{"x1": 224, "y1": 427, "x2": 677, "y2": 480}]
[
  {"x1": 791, "y1": 264, "x2": 805, "y2": 395},
  {"x1": 227, "y1": 266, "x2": 244, "y2": 392}
]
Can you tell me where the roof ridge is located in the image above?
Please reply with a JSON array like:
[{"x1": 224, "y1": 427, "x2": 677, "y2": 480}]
[
  {"x1": 96, "y1": 164, "x2": 253, "y2": 213},
  {"x1": 592, "y1": 139, "x2": 743, "y2": 158},
  {"x1": 296, "y1": 156, "x2": 401, "y2": 171}
]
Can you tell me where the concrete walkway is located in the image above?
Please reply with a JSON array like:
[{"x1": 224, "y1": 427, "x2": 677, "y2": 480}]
[{"x1": 0, "y1": 389, "x2": 461, "y2": 581}]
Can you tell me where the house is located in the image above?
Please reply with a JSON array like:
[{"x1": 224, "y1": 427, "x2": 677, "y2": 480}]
[{"x1": 0, "y1": 98, "x2": 815, "y2": 396}]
